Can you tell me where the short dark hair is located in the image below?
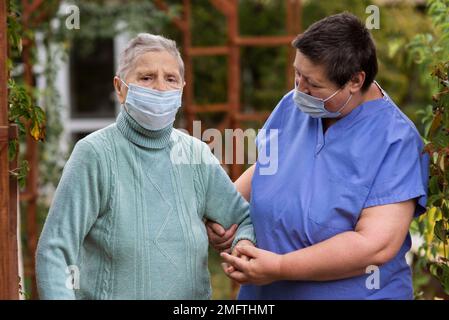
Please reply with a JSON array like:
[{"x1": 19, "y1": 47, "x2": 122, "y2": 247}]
[{"x1": 292, "y1": 12, "x2": 378, "y2": 92}]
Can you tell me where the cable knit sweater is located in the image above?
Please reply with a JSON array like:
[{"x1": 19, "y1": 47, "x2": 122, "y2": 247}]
[{"x1": 36, "y1": 110, "x2": 256, "y2": 300}]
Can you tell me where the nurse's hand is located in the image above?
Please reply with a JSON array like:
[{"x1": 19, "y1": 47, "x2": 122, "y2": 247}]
[
  {"x1": 206, "y1": 220, "x2": 238, "y2": 252},
  {"x1": 220, "y1": 246, "x2": 283, "y2": 286},
  {"x1": 222, "y1": 240, "x2": 254, "y2": 274}
]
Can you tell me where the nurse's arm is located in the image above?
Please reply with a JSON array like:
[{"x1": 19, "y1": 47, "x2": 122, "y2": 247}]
[
  {"x1": 233, "y1": 163, "x2": 255, "y2": 201},
  {"x1": 221, "y1": 199, "x2": 415, "y2": 284},
  {"x1": 280, "y1": 199, "x2": 415, "y2": 281}
]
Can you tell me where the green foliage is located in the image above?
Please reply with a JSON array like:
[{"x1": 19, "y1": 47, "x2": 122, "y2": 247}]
[
  {"x1": 7, "y1": 0, "x2": 47, "y2": 188},
  {"x1": 239, "y1": 0, "x2": 289, "y2": 112},
  {"x1": 409, "y1": 0, "x2": 449, "y2": 68},
  {"x1": 408, "y1": 0, "x2": 449, "y2": 297},
  {"x1": 8, "y1": 160, "x2": 29, "y2": 189},
  {"x1": 8, "y1": 79, "x2": 46, "y2": 141},
  {"x1": 209, "y1": 248, "x2": 233, "y2": 299},
  {"x1": 167, "y1": 0, "x2": 291, "y2": 128},
  {"x1": 7, "y1": 1, "x2": 22, "y2": 55},
  {"x1": 303, "y1": 0, "x2": 434, "y2": 128},
  {"x1": 34, "y1": 26, "x2": 67, "y2": 191},
  {"x1": 50, "y1": 0, "x2": 176, "y2": 56}
]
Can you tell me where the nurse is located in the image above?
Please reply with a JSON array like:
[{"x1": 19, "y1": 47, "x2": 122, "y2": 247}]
[{"x1": 208, "y1": 12, "x2": 429, "y2": 299}]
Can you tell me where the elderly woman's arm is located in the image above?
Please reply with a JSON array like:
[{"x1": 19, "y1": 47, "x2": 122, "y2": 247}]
[
  {"x1": 221, "y1": 199, "x2": 415, "y2": 284},
  {"x1": 205, "y1": 164, "x2": 255, "y2": 251},
  {"x1": 196, "y1": 144, "x2": 256, "y2": 249},
  {"x1": 36, "y1": 141, "x2": 106, "y2": 299}
]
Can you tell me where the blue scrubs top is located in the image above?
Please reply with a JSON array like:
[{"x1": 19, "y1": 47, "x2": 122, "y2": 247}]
[{"x1": 238, "y1": 85, "x2": 429, "y2": 300}]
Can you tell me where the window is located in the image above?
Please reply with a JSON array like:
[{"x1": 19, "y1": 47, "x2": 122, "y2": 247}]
[{"x1": 69, "y1": 38, "x2": 116, "y2": 119}]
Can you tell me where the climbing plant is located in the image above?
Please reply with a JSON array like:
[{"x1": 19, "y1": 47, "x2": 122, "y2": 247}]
[
  {"x1": 408, "y1": 0, "x2": 449, "y2": 297},
  {"x1": 7, "y1": 0, "x2": 47, "y2": 188}
]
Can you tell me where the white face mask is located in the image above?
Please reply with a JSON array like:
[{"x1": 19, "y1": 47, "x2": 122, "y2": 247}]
[
  {"x1": 293, "y1": 83, "x2": 352, "y2": 118},
  {"x1": 120, "y1": 79, "x2": 183, "y2": 130}
]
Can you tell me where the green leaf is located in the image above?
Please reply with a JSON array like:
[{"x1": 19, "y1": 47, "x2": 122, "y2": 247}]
[
  {"x1": 442, "y1": 201, "x2": 449, "y2": 219},
  {"x1": 429, "y1": 175, "x2": 441, "y2": 194},
  {"x1": 17, "y1": 160, "x2": 29, "y2": 189},
  {"x1": 429, "y1": 262, "x2": 441, "y2": 278},
  {"x1": 441, "y1": 264, "x2": 449, "y2": 295},
  {"x1": 428, "y1": 111, "x2": 443, "y2": 139},
  {"x1": 428, "y1": 194, "x2": 443, "y2": 207},
  {"x1": 388, "y1": 39, "x2": 405, "y2": 58},
  {"x1": 8, "y1": 139, "x2": 18, "y2": 161},
  {"x1": 434, "y1": 219, "x2": 448, "y2": 244}
]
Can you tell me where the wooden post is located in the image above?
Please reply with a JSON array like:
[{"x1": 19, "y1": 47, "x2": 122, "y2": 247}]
[
  {"x1": 182, "y1": 0, "x2": 194, "y2": 135},
  {"x1": 0, "y1": 0, "x2": 19, "y2": 300},
  {"x1": 286, "y1": 0, "x2": 302, "y2": 89},
  {"x1": 228, "y1": 0, "x2": 242, "y2": 182}
]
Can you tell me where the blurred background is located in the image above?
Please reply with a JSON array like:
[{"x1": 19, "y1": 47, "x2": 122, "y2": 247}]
[{"x1": 1, "y1": 0, "x2": 448, "y2": 300}]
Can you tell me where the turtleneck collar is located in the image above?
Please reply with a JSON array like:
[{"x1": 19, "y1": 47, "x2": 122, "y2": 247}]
[{"x1": 116, "y1": 110, "x2": 173, "y2": 149}]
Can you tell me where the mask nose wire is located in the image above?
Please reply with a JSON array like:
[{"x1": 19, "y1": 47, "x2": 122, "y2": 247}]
[{"x1": 323, "y1": 88, "x2": 341, "y2": 103}]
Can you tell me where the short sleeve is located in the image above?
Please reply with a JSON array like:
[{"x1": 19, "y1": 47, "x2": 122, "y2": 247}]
[{"x1": 364, "y1": 132, "x2": 429, "y2": 217}]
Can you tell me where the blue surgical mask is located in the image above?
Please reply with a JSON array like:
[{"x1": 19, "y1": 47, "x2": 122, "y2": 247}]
[
  {"x1": 120, "y1": 79, "x2": 182, "y2": 130},
  {"x1": 293, "y1": 84, "x2": 352, "y2": 118}
]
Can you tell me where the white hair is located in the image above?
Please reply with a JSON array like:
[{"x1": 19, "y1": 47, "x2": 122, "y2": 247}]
[{"x1": 116, "y1": 33, "x2": 184, "y2": 80}]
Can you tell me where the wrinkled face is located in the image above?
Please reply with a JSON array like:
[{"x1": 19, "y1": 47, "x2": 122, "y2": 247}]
[
  {"x1": 114, "y1": 50, "x2": 184, "y2": 104},
  {"x1": 293, "y1": 50, "x2": 351, "y2": 113}
]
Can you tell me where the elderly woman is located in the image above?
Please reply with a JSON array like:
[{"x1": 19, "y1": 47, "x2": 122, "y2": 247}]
[
  {"x1": 209, "y1": 13, "x2": 429, "y2": 300},
  {"x1": 36, "y1": 33, "x2": 255, "y2": 300}
]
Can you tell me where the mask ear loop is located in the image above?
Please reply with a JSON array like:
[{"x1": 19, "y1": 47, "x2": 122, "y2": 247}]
[
  {"x1": 119, "y1": 78, "x2": 129, "y2": 89},
  {"x1": 336, "y1": 92, "x2": 353, "y2": 114},
  {"x1": 324, "y1": 78, "x2": 354, "y2": 111},
  {"x1": 119, "y1": 78, "x2": 130, "y2": 114}
]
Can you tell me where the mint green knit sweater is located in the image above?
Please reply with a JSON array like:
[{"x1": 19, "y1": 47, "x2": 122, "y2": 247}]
[{"x1": 36, "y1": 111, "x2": 256, "y2": 300}]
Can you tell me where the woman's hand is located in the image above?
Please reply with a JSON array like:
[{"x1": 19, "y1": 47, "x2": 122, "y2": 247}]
[
  {"x1": 232, "y1": 240, "x2": 255, "y2": 259},
  {"x1": 206, "y1": 221, "x2": 238, "y2": 252},
  {"x1": 223, "y1": 240, "x2": 254, "y2": 274},
  {"x1": 220, "y1": 246, "x2": 283, "y2": 286}
]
